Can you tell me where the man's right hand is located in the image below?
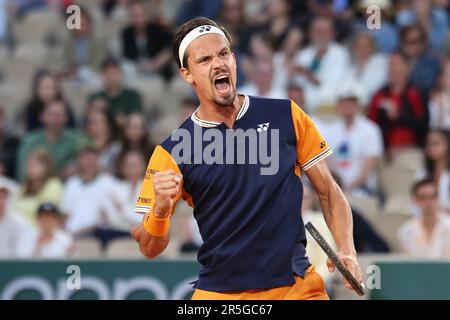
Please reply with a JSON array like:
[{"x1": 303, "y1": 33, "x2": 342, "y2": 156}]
[{"x1": 153, "y1": 170, "x2": 182, "y2": 217}]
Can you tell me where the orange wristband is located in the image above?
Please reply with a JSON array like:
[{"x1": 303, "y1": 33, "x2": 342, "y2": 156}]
[{"x1": 144, "y1": 212, "x2": 171, "y2": 237}]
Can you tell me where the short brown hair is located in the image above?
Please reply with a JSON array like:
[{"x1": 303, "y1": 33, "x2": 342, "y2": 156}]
[{"x1": 172, "y1": 17, "x2": 232, "y2": 69}]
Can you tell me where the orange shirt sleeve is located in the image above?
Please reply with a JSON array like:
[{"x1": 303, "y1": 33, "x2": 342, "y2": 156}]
[
  {"x1": 290, "y1": 100, "x2": 333, "y2": 172},
  {"x1": 134, "y1": 145, "x2": 193, "y2": 221}
]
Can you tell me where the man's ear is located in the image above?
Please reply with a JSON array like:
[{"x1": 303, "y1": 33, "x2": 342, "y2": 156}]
[{"x1": 180, "y1": 67, "x2": 194, "y2": 84}]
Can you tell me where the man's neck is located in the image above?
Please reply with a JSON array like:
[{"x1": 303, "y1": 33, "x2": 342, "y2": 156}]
[{"x1": 196, "y1": 95, "x2": 244, "y2": 129}]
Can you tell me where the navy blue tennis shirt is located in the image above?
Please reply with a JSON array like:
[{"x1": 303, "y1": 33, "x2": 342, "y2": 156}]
[{"x1": 135, "y1": 94, "x2": 332, "y2": 292}]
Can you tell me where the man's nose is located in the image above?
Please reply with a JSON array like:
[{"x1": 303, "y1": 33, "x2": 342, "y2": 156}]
[{"x1": 211, "y1": 55, "x2": 225, "y2": 70}]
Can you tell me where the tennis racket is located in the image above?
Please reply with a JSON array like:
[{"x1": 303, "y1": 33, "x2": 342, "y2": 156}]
[{"x1": 305, "y1": 222, "x2": 365, "y2": 296}]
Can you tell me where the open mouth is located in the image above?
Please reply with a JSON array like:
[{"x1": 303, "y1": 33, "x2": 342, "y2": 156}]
[{"x1": 213, "y1": 74, "x2": 231, "y2": 93}]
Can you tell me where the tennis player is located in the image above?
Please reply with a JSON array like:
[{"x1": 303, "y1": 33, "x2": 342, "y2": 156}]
[{"x1": 131, "y1": 17, "x2": 363, "y2": 300}]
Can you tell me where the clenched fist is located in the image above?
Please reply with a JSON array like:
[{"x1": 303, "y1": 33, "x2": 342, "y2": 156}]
[{"x1": 153, "y1": 170, "x2": 182, "y2": 217}]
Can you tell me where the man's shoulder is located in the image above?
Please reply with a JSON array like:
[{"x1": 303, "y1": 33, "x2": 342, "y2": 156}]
[
  {"x1": 248, "y1": 96, "x2": 295, "y2": 123},
  {"x1": 248, "y1": 95, "x2": 291, "y2": 109},
  {"x1": 159, "y1": 117, "x2": 195, "y2": 153}
]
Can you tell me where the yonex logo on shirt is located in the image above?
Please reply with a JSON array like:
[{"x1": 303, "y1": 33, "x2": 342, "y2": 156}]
[{"x1": 257, "y1": 123, "x2": 270, "y2": 132}]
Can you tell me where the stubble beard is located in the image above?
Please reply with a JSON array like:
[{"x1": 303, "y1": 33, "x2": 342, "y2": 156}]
[{"x1": 213, "y1": 90, "x2": 236, "y2": 107}]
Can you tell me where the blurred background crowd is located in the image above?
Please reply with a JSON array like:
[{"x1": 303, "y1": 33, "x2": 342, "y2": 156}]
[{"x1": 0, "y1": 0, "x2": 449, "y2": 288}]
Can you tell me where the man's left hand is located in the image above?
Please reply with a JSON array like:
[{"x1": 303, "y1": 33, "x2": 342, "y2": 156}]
[{"x1": 327, "y1": 252, "x2": 364, "y2": 292}]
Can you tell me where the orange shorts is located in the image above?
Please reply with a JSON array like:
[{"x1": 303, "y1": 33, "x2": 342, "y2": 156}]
[{"x1": 191, "y1": 265, "x2": 329, "y2": 300}]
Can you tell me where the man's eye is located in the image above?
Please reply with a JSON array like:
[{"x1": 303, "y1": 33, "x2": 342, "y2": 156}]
[{"x1": 221, "y1": 51, "x2": 229, "y2": 57}]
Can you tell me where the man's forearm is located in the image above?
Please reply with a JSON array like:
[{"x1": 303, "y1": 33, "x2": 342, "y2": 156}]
[
  {"x1": 317, "y1": 180, "x2": 356, "y2": 255},
  {"x1": 135, "y1": 212, "x2": 170, "y2": 259},
  {"x1": 305, "y1": 145, "x2": 364, "y2": 286},
  {"x1": 139, "y1": 233, "x2": 169, "y2": 259}
]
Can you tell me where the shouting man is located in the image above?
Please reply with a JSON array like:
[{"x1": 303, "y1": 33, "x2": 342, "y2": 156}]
[{"x1": 132, "y1": 17, "x2": 363, "y2": 300}]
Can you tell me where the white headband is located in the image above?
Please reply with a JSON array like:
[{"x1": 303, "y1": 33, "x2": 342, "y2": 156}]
[{"x1": 178, "y1": 25, "x2": 227, "y2": 68}]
